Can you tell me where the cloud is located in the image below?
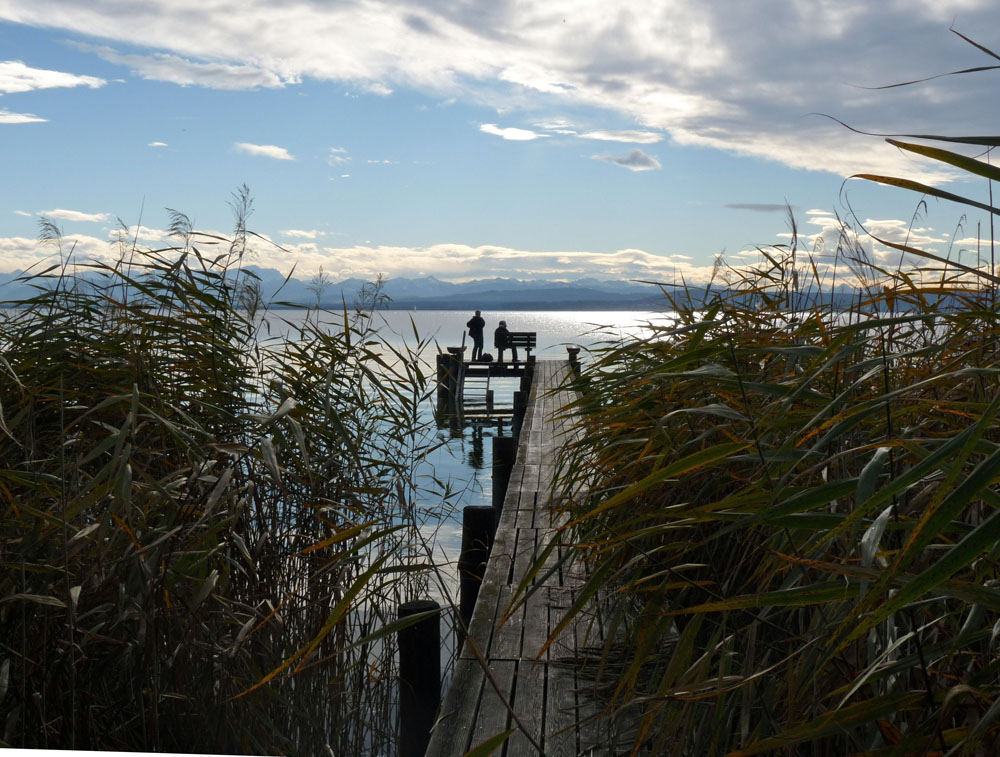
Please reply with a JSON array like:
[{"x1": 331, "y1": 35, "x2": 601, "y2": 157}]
[
  {"x1": 40, "y1": 208, "x2": 110, "y2": 222},
  {"x1": 280, "y1": 229, "x2": 323, "y2": 239},
  {"x1": 2, "y1": 2, "x2": 998, "y2": 180},
  {"x1": 234, "y1": 142, "x2": 294, "y2": 160},
  {"x1": 578, "y1": 130, "x2": 663, "y2": 144},
  {"x1": 13, "y1": 210, "x2": 31, "y2": 216},
  {"x1": 536, "y1": 118, "x2": 576, "y2": 132},
  {"x1": 80, "y1": 44, "x2": 293, "y2": 90},
  {"x1": 328, "y1": 147, "x2": 351, "y2": 165},
  {"x1": 0, "y1": 109, "x2": 46, "y2": 124},
  {"x1": 109, "y1": 225, "x2": 170, "y2": 243},
  {"x1": 362, "y1": 81, "x2": 393, "y2": 96},
  {"x1": 0, "y1": 215, "x2": 978, "y2": 288},
  {"x1": 725, "y1": 203, "x2": 793, "y2": 213},
  {"x1": 0, "y1": 60, "x2": 105, "y2": 94},
  {"x1": 480, "y1": 123, "x2": 548, "y2": 141},
  {"x1": 594, "y1": 149, "x2": 661, "y2": 172},
  {"x1": 147, "y1": 141, "x2": 168, "y2": 147}
]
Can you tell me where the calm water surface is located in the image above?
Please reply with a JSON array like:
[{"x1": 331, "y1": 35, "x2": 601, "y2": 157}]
[
  {"x1": 374, "y1": 311, "x2": 665, "y2": 594},
  {"x1": 269, "y1": 309, "x2": 668, "y2": 600}
]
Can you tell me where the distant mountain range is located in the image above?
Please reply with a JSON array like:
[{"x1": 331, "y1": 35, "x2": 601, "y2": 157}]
[
  {"x1": 0, "y1": 266, "x2": 677, "y2": 310},
  {"x1": 0, "y1": 266, "x2": 882, "y2": 311}
]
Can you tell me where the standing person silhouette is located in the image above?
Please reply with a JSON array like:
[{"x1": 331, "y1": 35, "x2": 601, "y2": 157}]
[
  {"x1": 494, "y1": 320, "x2": 518, "y2": 364},
  {"x1": 466, "y1": 309, "x2": 486, "y2": 361}
]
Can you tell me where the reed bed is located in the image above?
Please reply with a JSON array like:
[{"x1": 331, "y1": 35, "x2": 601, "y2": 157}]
[
  {"x1": 547, "y1": 40, "x2": 1000, "y2": 755},
  {"x1": 0, "y1": 196, "x2": 450, "y2": 753}
]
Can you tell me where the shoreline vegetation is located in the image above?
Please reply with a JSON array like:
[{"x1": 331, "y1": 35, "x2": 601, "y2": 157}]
[
  {"x1": 0, "y1": 193, "x2": 460, "y2": 753},
  {"x1": 543, "y1": 37, "x2": 1000, "y2": 755},
  {"x1": 4, "y1": 33, "x2": 1000, "y2": 756}
]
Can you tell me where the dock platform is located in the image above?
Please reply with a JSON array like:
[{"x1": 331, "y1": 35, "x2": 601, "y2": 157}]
[{"x1": 426, "y1": 360, "x2": 610, "y2": 756}]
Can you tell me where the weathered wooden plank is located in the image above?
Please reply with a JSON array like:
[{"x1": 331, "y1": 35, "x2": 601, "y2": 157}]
[
  {"x1": 520, "y1": 462, "x2": 540, "y2": 495},
  {"x1": 489, "y1": 586, "x2": 523, "y2": 660},
  {"x1": 520, "y1": 584, "x2": 549, "y2": 662},
  {"x1": 545, "y1": 664, "x2": 578, "y2": 757},
  {"x1": 544, "y1": 586, "x2": 580, "y2": 661},
  {"x1": 425, "y1": 656, "x2": 485, "y2": 756},
  {"x1": 506, "y1": 660, "x2": 546, "y2": 756},
  {"x1": 510, "y1": 527, "x2": 538, "y2": 587},
  {"x1": 576, "y1": 671, "x2": 610, "y2": 756},
  {"x1": 482, "y1": 520, "x2": 515, "y2": 587},
  {"x1": 459, "y1": 575, "x2": 502, "y2": 661},
  {"x1": 469, "y1": 660, "x2": 516, "y2": 753}
]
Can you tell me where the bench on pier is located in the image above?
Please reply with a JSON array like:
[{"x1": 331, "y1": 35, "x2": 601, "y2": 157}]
[{"x1": 505, "y1": 331, "x2": 536, "y2": 358}]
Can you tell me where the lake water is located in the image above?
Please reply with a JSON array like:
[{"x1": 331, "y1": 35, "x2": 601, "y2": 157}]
[{"x1": 266, "y1": 309, "x2": 667, "y2": 605}]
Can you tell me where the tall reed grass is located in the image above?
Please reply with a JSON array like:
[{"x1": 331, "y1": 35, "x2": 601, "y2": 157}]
[
  {"x1": 0, "y1": 191, "x2": 449, "y2": 753},
  {"x1": 549, "y1": 36, "x2": 1000, "y2": 755}
]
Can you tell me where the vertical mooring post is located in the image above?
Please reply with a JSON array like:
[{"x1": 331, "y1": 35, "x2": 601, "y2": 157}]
[
  {"x1": 397, "y1": 599, "x2": 441, "y2": 757},
  {"x1": 567, "y1": 346, "x2": 581, "y2": 375},
  {"x1": 435, "y1": 353, "x2": 451, "y2": 411},
  {"x1": 486, "y1": 388, "x2": 494, "y2": 414},
  {"x1": 492, "y1": 435, "x2": 516, "y2": 518},
  {"x1": 519, "y1": 355, "x2": 535, "y2": 394},
  {"x1": 458, "y1": 505, "x2": 496, "y2": 630},
  {"x1": 445, "y1": 347, "x2": 464, "y2": 405},
  {"x1": 512, "y1": 390, "x2": 527, "y2": 441}
]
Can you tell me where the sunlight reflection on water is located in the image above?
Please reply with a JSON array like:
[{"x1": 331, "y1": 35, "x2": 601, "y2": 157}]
[{"x1": 267, "y1": 309, "x2": 667, "y2": 595}]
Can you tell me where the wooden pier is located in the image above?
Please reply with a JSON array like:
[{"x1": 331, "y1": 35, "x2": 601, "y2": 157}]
[
  {"x1": 436, "y1": 348, "x2": 536, "y2": 420},
  {"x1": 426, "y1": 360, "x2": 610, "y2": 757}
]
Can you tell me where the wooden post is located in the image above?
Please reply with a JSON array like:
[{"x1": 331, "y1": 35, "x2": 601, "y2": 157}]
[
  {"x1": 458, "y1": 506, "x2": 495, "y2": 629},
  {"x1": 519, "y1": 355, "x2": 535, "y2": 393},
  {"x1": 567, "y1": 346, "x2": 581, "y2": 375},
  {"x1": 486, "y1": 388, "x2": 494, "y2": 414},
  {"x1": 444, "y1": 347, "x2": 464, "y2": 404},
  {"x1": 492, "y1": 435, "x2": 516, "y2": 517},
  {"x1": 512, "y1": 390, "x2": 527, "y2": 441},
  {"x1": 397, "y1": 599, "x2": 441, "y2": 757},
  {"x1": 436, "y1": 353, "x2": 450, "y2": 407}
]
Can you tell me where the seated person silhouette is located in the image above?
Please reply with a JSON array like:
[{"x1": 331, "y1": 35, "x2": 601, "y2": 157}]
[{"x1": 494, "y1": 320, "x2": 518, "y2": 364}]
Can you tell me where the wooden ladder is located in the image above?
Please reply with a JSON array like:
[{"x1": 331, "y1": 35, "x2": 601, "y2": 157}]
[{"x1": 461, "y1": 369, "x2": 492, "y2": 414}]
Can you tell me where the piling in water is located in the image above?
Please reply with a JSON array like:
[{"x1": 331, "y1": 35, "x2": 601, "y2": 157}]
[
  {"x1": 512, "y1": 390, "x2": 527, "y2": 441},
  {"x1": 458, "y1": 505, "x2": 496, "y2": 630},
  {"x1": 492, "y1": 435, "x2": 516, "y2": 517},
  {"x1": 397, "y1": 599, "x2": 441, "y2": 757},
  {"x1": 519, "y1": 355, "x2": 535, "y2": 393},
  {"x1": 567, "y1": 346, "x2": 581, "y2": 375}
]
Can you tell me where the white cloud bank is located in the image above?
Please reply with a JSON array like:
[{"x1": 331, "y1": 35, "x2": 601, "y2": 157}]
[
  {"x1": 0, "y1": 232, "x2": 714, "y2": 282},
  {"x1": 40, "y1": 208, "x2": 110, "y2": 222},
  {"x1": 0, "y1": 60, "x2": 105, "y2": 94},
  {"x1": 0, "y1": 108, "x2": 46, "y2": 124},
  {"x1": 579, "y1": 130, "x2": 663, "y2": 144},
  {"x1": 234, "y1": 142, "x2": 295, "y2": 160},
  {"x1": 75, "y1": 44, "x2": 293, "y2": 90},
  {"x1": 480, "y1": 124, "x2": 548, "y2": 141},
  {"x1": 1, "y1": 1, "x2": 993, "y2": 180},
  {"x1": 0, "y1": 213, "x2": 950, "y2": 287}
]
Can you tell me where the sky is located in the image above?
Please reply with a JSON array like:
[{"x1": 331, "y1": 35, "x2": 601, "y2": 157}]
[{"x1": 1, "y1": 0, "x2": 1000, "y2": 285}]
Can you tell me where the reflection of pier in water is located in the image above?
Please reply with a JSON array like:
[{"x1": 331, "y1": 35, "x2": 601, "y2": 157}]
[
  {"x1": 400, "y1": 352, "x2": 597, "y2": 757},
  {"x1": 435, "y1": 346, "x2": 535, "y2": 430}
]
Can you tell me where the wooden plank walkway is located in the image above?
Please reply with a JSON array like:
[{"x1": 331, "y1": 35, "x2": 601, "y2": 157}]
[{"x1": 426, "y1": 360, "x2": 610, "y2": 757}]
